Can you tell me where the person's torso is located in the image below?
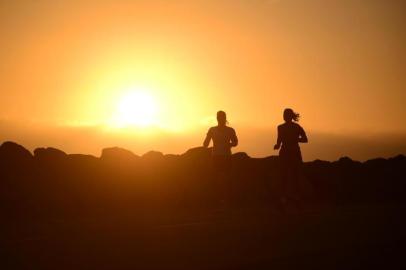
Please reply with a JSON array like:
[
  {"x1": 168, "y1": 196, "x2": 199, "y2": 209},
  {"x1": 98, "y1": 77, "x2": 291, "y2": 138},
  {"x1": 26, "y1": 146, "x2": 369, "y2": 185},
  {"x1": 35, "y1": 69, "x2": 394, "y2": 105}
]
[
  {"x1": 279, "y1": 122, "x2": 302, "y2": 149},
  {"x1": 210, "y1": 126, "x2": 234, "y2": 155}
]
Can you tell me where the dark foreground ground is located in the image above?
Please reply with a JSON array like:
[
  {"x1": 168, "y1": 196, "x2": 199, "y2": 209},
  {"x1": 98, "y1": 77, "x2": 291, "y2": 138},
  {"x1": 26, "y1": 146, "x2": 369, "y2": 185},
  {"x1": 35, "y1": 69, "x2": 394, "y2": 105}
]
[
  {"x1": 1, "y1": 142, "x2": 406, "y2": 269},
  {"x1": 3, "y1": 203, "x2": 406, "y2": 270}
]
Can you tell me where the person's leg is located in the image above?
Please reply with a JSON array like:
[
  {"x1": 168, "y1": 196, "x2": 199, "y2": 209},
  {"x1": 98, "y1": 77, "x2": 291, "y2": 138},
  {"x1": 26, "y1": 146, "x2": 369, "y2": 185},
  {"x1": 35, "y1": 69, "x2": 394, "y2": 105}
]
[
  {"x1": 215, "y1": 155, "x2": 233, "y2": 210},
  {"x1": 213, "y1": 156, "x2": 227, "y2": 209},
  {"x1": 287, "y1": 161, "x2": 305, "y2": 214},
  {"x1": 277, "y1": 157, "x2": 289, "y2": 213}
]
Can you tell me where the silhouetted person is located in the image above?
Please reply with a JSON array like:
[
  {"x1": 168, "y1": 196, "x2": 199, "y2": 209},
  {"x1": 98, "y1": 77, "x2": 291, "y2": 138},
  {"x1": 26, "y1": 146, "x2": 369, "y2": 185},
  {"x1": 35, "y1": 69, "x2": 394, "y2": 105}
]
[
  {"x1": 203, "y1": 111, "x2": 238, "y2": 209},
  {"x1": 274, "y1": 108, "x2": 308, "y2": 211}
]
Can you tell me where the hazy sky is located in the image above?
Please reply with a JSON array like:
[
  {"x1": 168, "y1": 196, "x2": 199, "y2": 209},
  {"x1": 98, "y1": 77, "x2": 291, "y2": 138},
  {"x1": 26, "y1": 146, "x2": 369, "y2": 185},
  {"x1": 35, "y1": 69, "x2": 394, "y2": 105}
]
[{"x1": 0, "y1": 0, "x2": 405, "y2": 160}]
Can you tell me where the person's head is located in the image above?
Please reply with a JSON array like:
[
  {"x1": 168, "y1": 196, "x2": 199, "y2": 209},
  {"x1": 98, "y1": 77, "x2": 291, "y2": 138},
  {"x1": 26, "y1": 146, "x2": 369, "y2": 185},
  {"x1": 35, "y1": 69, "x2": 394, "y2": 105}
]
[
  {"x1": 216, "y1": 110, "x2": 227, "y2": 126},
  {"x1": 283, "y1": 108, "x2": 300, "y2": 122}
]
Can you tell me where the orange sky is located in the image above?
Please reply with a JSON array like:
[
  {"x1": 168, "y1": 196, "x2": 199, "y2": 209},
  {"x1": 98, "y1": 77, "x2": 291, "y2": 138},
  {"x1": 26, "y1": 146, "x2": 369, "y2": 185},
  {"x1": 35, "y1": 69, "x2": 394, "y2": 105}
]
[{"x1": 1, "y1": 0, "x2": 405, "y2": 160}]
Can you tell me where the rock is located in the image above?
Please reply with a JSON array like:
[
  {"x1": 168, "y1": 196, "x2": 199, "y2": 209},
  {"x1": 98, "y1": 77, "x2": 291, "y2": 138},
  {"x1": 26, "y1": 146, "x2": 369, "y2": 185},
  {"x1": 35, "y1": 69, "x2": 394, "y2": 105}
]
[
  {"x1": 338, "y1": 156, "x2": 353, "y2": 163},
  {"x1": 34, "y1": 147, "x2": 67, "y2": 161},
  {"x1": 142, "y1": 151, "x2": 164, "y2": 160},
  {"x1": 181, "y1": 147, "x2": 211, "y2": 159},
  {"x1": 232, "y1": 152, "x2": 250, "y2": 160},
  {"x1": 0, "y1": 141, "x2": 33, "y2": 165},
  {"x1": 101, "y1": 147, "x2": 139, "y2": 161}
]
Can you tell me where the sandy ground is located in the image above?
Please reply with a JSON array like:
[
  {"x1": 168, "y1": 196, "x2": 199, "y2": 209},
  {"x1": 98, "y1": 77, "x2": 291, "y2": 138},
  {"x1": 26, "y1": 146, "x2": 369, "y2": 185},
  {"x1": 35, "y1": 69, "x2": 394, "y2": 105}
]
[{"x1": 3, "y1": 204, "x2": 406, "y2": 270}]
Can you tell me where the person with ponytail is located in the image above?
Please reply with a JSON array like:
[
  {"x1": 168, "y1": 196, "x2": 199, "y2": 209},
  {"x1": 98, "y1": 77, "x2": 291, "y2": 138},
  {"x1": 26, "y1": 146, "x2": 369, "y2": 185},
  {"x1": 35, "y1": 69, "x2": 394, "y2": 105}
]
[{"x1": 274, "y1": 108, "x2": 308, "y2": 210}]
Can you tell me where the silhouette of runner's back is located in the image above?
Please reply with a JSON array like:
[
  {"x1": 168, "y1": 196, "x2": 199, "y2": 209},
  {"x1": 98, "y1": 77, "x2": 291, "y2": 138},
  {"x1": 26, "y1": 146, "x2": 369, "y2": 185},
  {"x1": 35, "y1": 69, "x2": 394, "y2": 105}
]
[
  {"x1": 203, "y1": 111, "x2": 238, "y2": 159},
  {"x1": 274, "y1": 108, "x2": 308, "y2": 209},
  {"x1": 203, "y1": 111, "x2": 238, "y2": 208},
  {"x1": 274, "y1": 108, "x2": 307, "y2": 164}
]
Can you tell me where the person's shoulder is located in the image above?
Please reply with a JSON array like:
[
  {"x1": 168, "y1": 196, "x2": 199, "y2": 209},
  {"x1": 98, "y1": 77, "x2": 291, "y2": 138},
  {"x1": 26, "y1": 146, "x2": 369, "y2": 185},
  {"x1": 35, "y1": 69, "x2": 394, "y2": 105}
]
[
  {"x1": 292, "y1": 123, "x2": 305, "y2": 132},
  {"x1": 207, "y1": 126, "x2": 216, "y2": 133},
  {"x1": 226, "y1": 126, "x2": 236, "y2": 133},
  {"x1": 278, "y1": 123, "x2": 286, "y2": 129}
]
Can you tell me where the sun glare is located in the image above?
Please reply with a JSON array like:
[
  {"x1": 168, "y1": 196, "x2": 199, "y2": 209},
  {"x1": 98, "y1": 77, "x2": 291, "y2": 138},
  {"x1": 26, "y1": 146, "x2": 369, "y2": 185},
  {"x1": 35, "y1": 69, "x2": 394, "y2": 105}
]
[{"x1": 111, "y1": 90, "x2": 158, "y2": 128}]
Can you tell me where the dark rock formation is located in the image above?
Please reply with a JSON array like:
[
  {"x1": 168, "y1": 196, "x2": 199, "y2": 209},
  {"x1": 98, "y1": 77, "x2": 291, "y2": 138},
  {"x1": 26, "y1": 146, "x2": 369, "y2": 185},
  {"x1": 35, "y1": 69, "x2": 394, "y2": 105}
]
[
  {"x1": 0, "y1": 141, "x2": 404, "y2": 219},
  {"x1": 34, "y1": 147, "x2": 67, "y2": 162},
  {"x1": 101, "y1": 147, "x2": 139, "y2": 161},
  {"x1": 0, "y1": 141, "x2": 33, "y2": 165}
]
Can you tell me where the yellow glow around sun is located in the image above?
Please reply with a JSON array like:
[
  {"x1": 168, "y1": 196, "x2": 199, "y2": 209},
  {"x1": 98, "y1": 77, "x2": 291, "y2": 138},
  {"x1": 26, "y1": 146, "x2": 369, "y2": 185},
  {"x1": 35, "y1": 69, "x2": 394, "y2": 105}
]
[{"x1": 110, "y1": 89, "x2": 158, "y2": 128}]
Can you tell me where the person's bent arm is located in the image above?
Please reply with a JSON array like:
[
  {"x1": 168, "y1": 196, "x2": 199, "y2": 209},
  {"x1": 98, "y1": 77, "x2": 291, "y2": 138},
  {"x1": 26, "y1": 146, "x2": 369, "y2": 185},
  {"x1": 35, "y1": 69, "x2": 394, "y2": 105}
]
[
  {"x1": 203, "y1": 129, "x2": 212, "y2": 148},
  {"x1": 274, "y1": 126, "x2": 282, "y2": 150},
  {"x1": 230, "y1": 129, "x2": 238, "y2": 147},
  {"x1": 298, "y1": 127, "x2": 308, "y2": 143}
]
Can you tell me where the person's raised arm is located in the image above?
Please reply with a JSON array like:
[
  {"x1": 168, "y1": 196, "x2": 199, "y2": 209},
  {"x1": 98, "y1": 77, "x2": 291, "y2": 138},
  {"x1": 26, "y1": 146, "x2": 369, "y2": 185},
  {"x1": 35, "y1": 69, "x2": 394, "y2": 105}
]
[
  {"x1": 274, "y1": 126, "x2": 282, "y2": 150},
  {"x1": 203, "y1": 128, "x2": 212, "y2": 148},
  {"x1": 230, "y1": 129, "x2": 238, "y2": 147},
  {"x1": 298, "y1": 126, "x2": 308, "y2": 143}
]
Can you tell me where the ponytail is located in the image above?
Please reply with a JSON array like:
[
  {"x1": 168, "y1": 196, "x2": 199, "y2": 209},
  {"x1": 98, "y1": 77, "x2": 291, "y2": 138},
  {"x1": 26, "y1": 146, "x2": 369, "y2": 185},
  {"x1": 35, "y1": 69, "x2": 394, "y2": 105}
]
[
  {"x1": 284, "y1": 108, "x2": 300, "y2": 122},
  {"x1": 292, "y1": 112, "x2": 300, "y2": 122}
]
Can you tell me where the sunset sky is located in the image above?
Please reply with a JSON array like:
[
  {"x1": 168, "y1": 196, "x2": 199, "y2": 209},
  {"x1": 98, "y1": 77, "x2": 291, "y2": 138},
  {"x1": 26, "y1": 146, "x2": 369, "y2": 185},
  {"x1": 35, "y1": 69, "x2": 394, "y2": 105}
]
[{"x1": 1, "y1": 0, "x2": 405, "y2": 160}]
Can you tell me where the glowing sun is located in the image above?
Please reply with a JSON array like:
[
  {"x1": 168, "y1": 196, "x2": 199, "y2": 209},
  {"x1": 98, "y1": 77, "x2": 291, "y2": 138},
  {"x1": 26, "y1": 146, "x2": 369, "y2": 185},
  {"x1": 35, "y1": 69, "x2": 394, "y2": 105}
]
[{"x1": 111, "y1": 90, "x2": 158, "y2": 128}]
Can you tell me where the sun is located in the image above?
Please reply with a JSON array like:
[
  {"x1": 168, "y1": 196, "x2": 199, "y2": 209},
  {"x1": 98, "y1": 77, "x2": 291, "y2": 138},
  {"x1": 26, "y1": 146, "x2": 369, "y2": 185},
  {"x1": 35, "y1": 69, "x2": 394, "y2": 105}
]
[{"x1": 111, "y1": 89, "x2": 158, "y2": 128}]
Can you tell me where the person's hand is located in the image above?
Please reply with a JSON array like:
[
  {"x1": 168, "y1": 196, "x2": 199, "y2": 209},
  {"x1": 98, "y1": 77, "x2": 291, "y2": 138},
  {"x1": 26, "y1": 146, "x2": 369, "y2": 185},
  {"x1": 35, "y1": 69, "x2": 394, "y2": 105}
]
[{"x1": 274, "y1": 144, "x2": 280, "y2": 150}]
